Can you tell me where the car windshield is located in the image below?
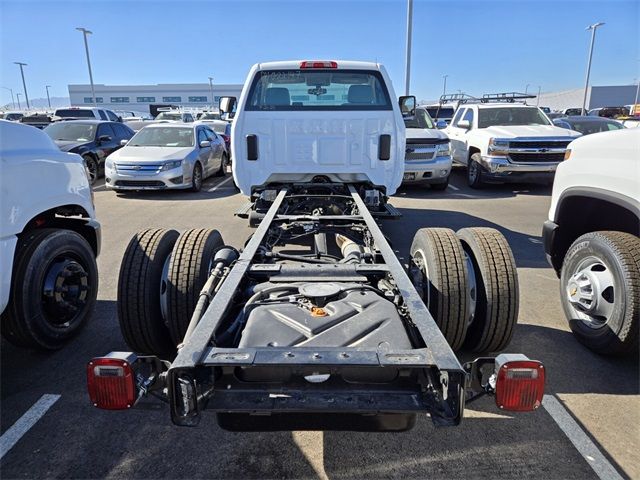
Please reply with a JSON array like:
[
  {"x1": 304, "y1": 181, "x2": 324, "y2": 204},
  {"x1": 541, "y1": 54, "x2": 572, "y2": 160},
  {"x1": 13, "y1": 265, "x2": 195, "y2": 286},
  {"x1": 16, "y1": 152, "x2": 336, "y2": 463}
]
[
  {"x1": 247, "y1": 69, "x2": 391, "y2": 110},
  {"x1": 201, "y1": 113, "x2": 220, "y2": 120},
  {"x1": 44, "y1": 123, "x2": 96, "y2": 142},
  {"x1": 156, "y1": 113, "x2": 183, "y2": 121},
  {"x1": 128, "y1": 127, "x2": 194, "y2": 147},
  {"x1": 404, "y1": 109, "x2": 435, "y2": 129},
  {"x1": 426, "y1": 106, "x2": 455, "y2": 119},
  {"x1": 55, "y1": 109, "x2": 95, "y2": 118},
  {"x1": 568, "y1": 120, "x2": 623, "y2": 135},
  {"x1": 478, "y1": 107, "x2": 551, "y2": 128}
]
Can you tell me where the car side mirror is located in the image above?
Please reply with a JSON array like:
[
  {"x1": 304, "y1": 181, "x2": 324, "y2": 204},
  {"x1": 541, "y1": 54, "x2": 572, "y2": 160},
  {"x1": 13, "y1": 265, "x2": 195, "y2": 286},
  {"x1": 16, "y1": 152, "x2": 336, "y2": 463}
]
[
  {"x1": 436, "y1": 120, "x2": 447, "y2": 129},
  {"x1": 398, "y1": 95, "x2": 416, "y2": 117},
  {"x1": 457, "y1": 119, "x2": 471, "y2": 129},
  {"x1": 199, "y1": 140, "x2": 211, "y2": 148},
  {"x1": 98, "y1": 135, "x2": 112, "y2": 144},
  {"x1": 219, "y1": 96, "x2": 236, "y2": 114},
  {"x1": 120, "y1": 139, "x2": 128, "y2": 146}
]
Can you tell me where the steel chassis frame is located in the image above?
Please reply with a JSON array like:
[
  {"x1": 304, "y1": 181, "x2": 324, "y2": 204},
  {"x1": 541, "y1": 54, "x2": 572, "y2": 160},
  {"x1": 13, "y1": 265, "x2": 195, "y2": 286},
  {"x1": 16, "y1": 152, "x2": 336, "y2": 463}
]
[{"x1": 165, "y1": 185, "x2": 468, "y2": 430}]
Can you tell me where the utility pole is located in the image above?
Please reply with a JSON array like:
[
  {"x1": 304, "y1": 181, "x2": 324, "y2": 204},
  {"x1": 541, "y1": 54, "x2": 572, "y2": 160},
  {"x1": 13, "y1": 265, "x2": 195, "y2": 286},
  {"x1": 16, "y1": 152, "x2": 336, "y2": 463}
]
[
  {"x1": 2, "y1": 87, "x2": 15, "y2": 109},
  {"x1": 536, "y1": 86, "x2": 541, "y2": 106},
  {"x1": 16, "y1": 93, "x2": 22, "y2": 109},
  {"x1": 525, "y1": 84, "x2": 530, "y2": 94},
  {"x1": 582, "y1": 22, "x2": 605, "y2": 115},
  {"x1": 404, "y1": 0, "x2": 413, "y2": 95},
  {"x1": 45, "y1": 85, "x2": 52, "y2": 109},
  {"x1": 208, "y1": 76, "x2": 214, "y2": 109},
  {"x1": 14, "y1": 62, "x2": 30, "y2": 109},
  {"x1": 76, "y1": 27, "x2": 97, "y2": 107},
  {"x1": 442, "y1": 74, "x2": 449, "y2": 96}
]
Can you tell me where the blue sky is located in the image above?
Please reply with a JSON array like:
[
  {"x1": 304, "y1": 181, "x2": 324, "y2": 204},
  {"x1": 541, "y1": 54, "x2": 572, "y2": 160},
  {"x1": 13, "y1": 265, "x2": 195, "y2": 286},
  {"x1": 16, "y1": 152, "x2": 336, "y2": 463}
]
[{"x1": 0, "y1": 0, "x2": 638, "y2": 105}]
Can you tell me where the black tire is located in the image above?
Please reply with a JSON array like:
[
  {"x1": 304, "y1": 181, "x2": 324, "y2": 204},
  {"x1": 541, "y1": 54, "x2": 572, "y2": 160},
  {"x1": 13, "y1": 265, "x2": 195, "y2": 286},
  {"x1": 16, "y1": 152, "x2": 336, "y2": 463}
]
[
  {"x1": 166, "y1": 228, "x2": 224, "y2": 344},
  {"x1": 1, "y1": 229, "x2": 98, "y2": 350},
  {"x1": 560, "y1": 231, "x2": 639, "y2": 356},
  {"x1": 216, "y1": 154, "x2": 228, "y2": 177},
  {"x1": 191, "y1": 163, "x2": 203, "y2": 192},
  {"x1": 83, "y1": 155, "x2": 98, "y2": 185},
  {"x1": 467, "y1": 153, "x2": 485, "y2": 189},
  {"x1": 431, "y1": 178, "x2": 449, "y2": 191},
  {"x1": 117, "y1": 228, "x2": 179, "y2": 355},
  {"x1": 410, "y1": 228, "x2": 469, "y2": 351},
  {"x1": 457, "y1": 227, "x2": 519, "y2": 352}
]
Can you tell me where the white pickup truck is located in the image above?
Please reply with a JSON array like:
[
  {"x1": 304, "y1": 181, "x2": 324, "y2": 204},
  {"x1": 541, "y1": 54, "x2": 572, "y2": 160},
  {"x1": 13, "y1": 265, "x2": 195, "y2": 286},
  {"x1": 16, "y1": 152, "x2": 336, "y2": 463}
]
[
  {"x1": 445, "y1": 100, "x2": 581, "y2": 187},
  {"x1": 0, "y1": 120, "x2": 100, "y2": 349},
  {"x1": 543, "y1": 128, "x2": 639, "y2": 356}
]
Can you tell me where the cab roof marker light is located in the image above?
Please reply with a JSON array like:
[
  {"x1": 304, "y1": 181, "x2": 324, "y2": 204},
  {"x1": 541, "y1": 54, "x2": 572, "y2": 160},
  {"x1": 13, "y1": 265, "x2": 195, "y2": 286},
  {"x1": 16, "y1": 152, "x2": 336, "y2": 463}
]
[
  {"x1": 300, "y1": 61, "x2": 338, "y2": 69},
  {"x1": 493, "y1": 354, "x2": 545, "y2": 412}
]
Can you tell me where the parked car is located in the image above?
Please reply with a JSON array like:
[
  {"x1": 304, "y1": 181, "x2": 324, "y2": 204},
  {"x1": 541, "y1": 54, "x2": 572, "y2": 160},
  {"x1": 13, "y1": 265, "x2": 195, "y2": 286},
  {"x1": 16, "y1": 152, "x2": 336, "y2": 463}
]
[
  {"x1": 105, "y1": 123, "x2": 227, "y2": 192},
  {"x1": 553, "y1": 116, "x2": 624, "y2": 135},
  {"x1": 155, "y1": 111, "x2": 195, "y2": 123},
  {"x1": 589, "y1": 107, "x2": 629, "y2": 119},
  {"x1": 424, "y1": 104, "x2": 456, "y2": 125},
  {"x1": 543, "y1": 128, "x2": 639, "y2": 356},
  {"x1": 54, "y1": 106, "x2": 123, "y2": 123},
  {"x1": 402, "y1": 107, "x2": 452, "y2": 189},
  {"x1": 44, "y1": 120, "x2": 134, "y2": 184},
  {"x1": 445, "y1": 99, "x2": 581, "y2": 187},
  {"x1": 20, "y1": 112, "x2": 55, "y2": 129},
  {"x1": 206, "y1": 120, "x2": 232, "y2": 158},
  {"x1": 546, "y1": 112, "x2": 566, "y2": 120},
  {"x1": 563, "y1": 108, "x2": 583, "y2": 116},
  {"x1": 539, "y1": 107, "x2": 551, "y2": 114},
  {"x1": 198, "y1": 112, "x2": 221, "y2": 121},
  {"x1": 0, "y1": 111, "x2": 24, "y2": 121},
  {"x1": 0, "y1": 120, "x2": 100, "y2": 350}
]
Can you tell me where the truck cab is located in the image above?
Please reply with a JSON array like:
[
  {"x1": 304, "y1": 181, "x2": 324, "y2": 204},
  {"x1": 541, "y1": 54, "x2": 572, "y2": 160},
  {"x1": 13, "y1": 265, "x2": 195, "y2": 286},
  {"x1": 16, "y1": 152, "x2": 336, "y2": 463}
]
[
  {"x1": 225, "y1": 60, "x2": 408, "y2": 197},
  {"x1": 444, "y1": 93, "x2": 581, "y2": 188}
]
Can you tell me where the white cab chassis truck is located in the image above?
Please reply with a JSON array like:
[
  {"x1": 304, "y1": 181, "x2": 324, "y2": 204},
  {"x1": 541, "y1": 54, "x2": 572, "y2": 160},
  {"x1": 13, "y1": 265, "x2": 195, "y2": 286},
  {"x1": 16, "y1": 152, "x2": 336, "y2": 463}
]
[
  {"x1": 88, "y1": 62, "x2": 545, "y2": 432},
  {"x1": 0, "y1": 120, "x2": 100, "y2": 349},
  {"x1": 444, "y1": 93, "x2": 581, "y2": 188},
  {"x1": 543, "y1": 129, "x2": 640, "y2": 356}
]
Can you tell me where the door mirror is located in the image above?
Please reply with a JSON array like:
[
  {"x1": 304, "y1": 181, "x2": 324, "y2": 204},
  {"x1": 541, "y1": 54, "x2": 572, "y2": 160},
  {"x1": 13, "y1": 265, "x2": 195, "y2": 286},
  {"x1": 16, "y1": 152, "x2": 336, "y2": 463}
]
[
  {"x1": 219, "y1": 96, "x2": 236, "y2": 114},
  {"x1": 457, "y1": 119, "x2": 471, "y2": 129},
  {"x1": 199, "y1": 140, "x2": 211, "y2": 148},
  {"x1": 97, "y1": 135, "x2": 112, "y2": 144},
  {"x1": 399, "y1": 95, "x2": 416, "y2": 117},
  {"x1": 120, "y1": 139, "x2": 128, "y2": 146},
  {"x1": 436, "y1": 120, "x2": 448, "y2": 129}
]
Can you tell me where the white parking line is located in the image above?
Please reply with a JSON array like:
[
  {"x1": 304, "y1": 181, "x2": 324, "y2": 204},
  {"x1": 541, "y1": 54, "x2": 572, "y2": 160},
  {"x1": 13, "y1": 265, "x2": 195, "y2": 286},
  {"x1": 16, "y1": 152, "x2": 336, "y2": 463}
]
[
  {"x1": 207, "y1": 176, "x2": 232, "y2": 192},
  {"x1": 448, "y1": 184, "x2": 460, "y2": 191},
  {"x1": 543, "y1": 395, "x2": 623, "y2": 480},
  {"x1": 0, "y1": 394, "x2": 60, "y2": 459}
]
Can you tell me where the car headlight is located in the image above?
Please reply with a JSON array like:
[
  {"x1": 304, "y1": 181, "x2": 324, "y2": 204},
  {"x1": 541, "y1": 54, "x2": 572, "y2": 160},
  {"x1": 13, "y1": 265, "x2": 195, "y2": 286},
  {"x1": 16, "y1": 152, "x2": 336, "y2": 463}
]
[
  {"x1": 160, "y1": 160, "x2": 183, "y2": 171},
  {"x1": 435, "y1": 142, "x2": 451, "y2": 157},
  {"x1": 105, "y1": 158, "x2": 114, "y2": 170},
  {"x1": 488, "y1": 138, "x2": 509, "y2": 156}
]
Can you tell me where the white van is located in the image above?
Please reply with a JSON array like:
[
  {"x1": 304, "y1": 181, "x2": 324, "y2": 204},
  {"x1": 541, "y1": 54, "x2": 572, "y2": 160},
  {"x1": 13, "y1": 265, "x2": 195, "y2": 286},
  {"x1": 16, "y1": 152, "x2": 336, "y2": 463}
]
[{"x1": 225, "y1": 60, "x2": 408, "y2": 196}]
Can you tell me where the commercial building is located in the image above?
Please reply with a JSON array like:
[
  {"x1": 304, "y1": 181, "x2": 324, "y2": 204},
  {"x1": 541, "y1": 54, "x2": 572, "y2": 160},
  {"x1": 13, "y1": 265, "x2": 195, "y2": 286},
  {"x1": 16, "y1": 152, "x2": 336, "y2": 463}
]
[
  {"x1": 68, "y1": 83, "x2": 244, "y2": 114},
  {"x1": 531, "y1": 84, "x2": 638, "y2": 112}
]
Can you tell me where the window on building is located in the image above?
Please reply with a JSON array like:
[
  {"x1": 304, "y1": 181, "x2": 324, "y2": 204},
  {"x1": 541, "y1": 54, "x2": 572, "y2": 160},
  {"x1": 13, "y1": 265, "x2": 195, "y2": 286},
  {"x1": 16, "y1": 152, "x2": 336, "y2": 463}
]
[
  {"x1": 110, "y1": 97, "x2": 130, "y2": 103},
  {"x1": 84, "y1": 97, "x2": 103, "y2": 103},
  {"x1": 188, "y1": 96, "x2": 207, "y2": 102},
  {"x1": 136, "y1": 96, "x2": 156, "y2": 103},
  {"x1": 163, "y1": 96, "x2": 181, "y2": 102}
]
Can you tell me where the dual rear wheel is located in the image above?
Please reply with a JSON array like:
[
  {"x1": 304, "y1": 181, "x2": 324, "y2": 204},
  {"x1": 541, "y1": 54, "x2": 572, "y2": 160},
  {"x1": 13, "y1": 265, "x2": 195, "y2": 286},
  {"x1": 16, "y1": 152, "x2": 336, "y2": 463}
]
[{"x1": 410, "y1": 227, "x2": 518, "y2": 352}]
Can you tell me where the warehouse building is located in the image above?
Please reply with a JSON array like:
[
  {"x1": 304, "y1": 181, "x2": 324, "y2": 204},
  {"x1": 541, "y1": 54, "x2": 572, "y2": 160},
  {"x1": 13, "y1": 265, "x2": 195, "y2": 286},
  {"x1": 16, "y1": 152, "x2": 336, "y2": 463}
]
[
  {"x1": 68, "y1": 83, "x2": 244, "y2": 114},
  {"x1": 531, "y1": 84, "x2": 638, "y2": 111}
]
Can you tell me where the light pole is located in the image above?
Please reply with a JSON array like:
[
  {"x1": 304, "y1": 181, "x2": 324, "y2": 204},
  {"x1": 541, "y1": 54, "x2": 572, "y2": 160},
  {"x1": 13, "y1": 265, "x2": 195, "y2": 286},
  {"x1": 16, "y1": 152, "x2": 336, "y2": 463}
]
[
  {"x1": 2, "y1": 86, "x2": 15, "y2": 109},
  {"x1": 45, "y1": 85, "x2": 52, "y2": 109},
  {"x1": 14, "y1": 62, "x2": 30, "y2": 109},
  {"x1": 582, "y1": 22, "x2": 605, "y2": 115},
  {"x1": 404, "y1": 0, "x2": 413, "y2": 95},
  {"x1": 208, "y1": 76, "x2": 214, "y2": 109},
  {"x1": 525, "y1": 84, "x2": 530, "y2": 94},
  {"x1": 76, "y1": 27, "x2": 97, "y2": 107},
  {"x1": 16, "y1": 93, "x2": 22, "y2": 109},
  {"x1": 536, "y1": 86, "x2": 541, "y2": 106},
  {"x1": 442, "y1": 74, "x2": 449, "y2": 96}
]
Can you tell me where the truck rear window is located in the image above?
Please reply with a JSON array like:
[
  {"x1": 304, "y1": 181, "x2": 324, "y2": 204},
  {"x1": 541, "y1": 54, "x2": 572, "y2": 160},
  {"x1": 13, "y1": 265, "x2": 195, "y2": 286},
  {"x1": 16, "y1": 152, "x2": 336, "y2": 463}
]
[
  {"x1": 246, "y1": 70, "x2": 392, "y2": 111},
  {"x1": 55, "y1": 109, "x2": 95, "y2": 118}
]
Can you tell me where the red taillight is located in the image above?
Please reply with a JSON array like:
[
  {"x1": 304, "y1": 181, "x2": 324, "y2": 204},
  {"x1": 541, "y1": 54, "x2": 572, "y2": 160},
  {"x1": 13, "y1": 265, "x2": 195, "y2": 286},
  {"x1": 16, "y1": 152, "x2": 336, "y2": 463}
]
[
  {"x1": 221, "y1": 134, "x2": 230, "y2": 143},
  {"x1": 87, "y1": 353, "x2": 137, "y2": 410},
  {"x1": 494, "y1": 355, "x2": 545, "y2": 412},
  {"x1": 300, "y1": 60, "x2": 338, "y2": 69}
]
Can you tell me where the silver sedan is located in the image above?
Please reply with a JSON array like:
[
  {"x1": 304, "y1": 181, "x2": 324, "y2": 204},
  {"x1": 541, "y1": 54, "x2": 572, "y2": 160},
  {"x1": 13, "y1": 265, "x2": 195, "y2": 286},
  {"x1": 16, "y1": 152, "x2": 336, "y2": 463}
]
[{"x1": 104, "y1": 123, "x2": 228, "y2": 192}]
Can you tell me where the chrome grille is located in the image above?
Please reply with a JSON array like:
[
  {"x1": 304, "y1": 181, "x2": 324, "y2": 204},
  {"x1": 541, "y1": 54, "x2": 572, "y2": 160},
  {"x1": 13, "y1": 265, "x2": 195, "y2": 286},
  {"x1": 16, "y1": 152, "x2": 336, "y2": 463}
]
[
  {"x1": 115, "y1": 164, "x2": 162, "y2": 173},
  {"x1": 405, "y1": 144, "x2": 436, "y2": 162}
]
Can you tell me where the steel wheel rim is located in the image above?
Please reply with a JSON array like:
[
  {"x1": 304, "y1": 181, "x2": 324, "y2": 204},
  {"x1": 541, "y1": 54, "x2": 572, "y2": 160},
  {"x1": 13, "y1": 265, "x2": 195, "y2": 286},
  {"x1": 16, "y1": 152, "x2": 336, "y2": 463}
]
[
  {"x1": 463, "y1": 251, "x2": 477, "y2": 327},
  {"x1": 159, "y1": 254, "x2": 171, "y2": 323},
  {"x1": 41, "y1": 254, "x2": 90, "y2": 328},
  {"x1": 412, "y1": 250, "x2": 430, "y2": 307},
  {"x1": 566, "y1": 255, "x2": 616, "y2": 328}
]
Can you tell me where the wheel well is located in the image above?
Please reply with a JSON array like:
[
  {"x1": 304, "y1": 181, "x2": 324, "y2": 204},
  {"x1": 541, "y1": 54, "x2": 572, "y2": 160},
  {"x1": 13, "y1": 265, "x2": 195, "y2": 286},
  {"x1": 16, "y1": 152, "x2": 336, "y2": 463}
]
[
  {"x1": 468, "y1": 147, "x2": 480, "y2": 161},
  {"x1": 20, "y1": 205, "x2": 99, "y2": 256},
  {"x1": 553, "y1": 195, "x2": 639, "y2": 268}
]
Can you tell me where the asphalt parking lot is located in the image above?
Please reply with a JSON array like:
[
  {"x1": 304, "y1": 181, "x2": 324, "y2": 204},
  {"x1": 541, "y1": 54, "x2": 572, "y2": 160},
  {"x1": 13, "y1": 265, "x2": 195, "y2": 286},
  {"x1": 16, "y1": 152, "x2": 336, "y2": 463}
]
[{"x1": 1, "y1": 168, "x2": 638, "y2": 480}]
